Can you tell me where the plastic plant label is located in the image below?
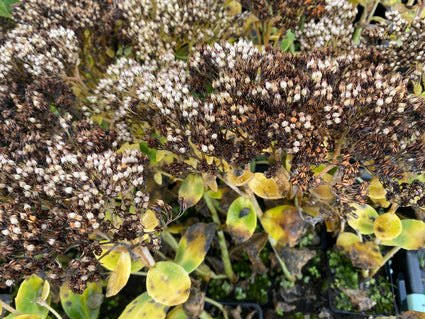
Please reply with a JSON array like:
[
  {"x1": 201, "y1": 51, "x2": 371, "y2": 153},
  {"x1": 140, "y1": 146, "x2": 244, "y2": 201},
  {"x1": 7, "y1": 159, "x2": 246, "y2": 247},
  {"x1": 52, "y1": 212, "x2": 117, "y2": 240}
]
[
  {"x1": 106, "y1": 250, "x2": 131, "y2": 297},
  {"x1": 60, "y1": 281, "x2": 103, "y2": 319},
  {"x1": 147, "y1": 261, "x2": 191, "y2": 306},
  {"x1": 248, "y1": 173, "x2": 283, "y2": 199},
  {"x1": 118, "y1": 292, "x2": 168, "y2": 319},
  {"x1": 373, "y1": 213, "x2": 402, "y2": 241},
  {"x1": 226, "y1": 197, "x2": 257, "y2": 243},
  {"x1": 14, "y1": 275, "x2": 50, "y2": 319},
  {"x1": 261, "y1": 205, "x2": 306, "y2": 247},
  {"x1": 174, "y1": 223, "x2": 217, "y2": 273},
  {"x1": 381, "y1": 219, "x2": 425, "y2": 249},
  {"x1": 178, "y1": 174, "x2": 204, "y2": 208},
  {"x1": 347, "y1": 203, "x2": 378, "y2": 235}
]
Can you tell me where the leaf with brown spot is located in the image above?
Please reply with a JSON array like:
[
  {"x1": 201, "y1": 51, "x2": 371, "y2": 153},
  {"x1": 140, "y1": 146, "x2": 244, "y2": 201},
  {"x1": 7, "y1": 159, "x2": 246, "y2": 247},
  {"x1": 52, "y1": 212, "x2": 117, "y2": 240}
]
[
  {"x1": 174, "y1": 223, "x2": 217, "y2": 273},
  {"x1": 373, "y1": 213, "x2": 402, "y2": 241},
  {"x1": 60, "y1": 281, "x2": 103, "y2": 319},
  {"x1": 261, "y1": 205, "x2": 306, "y2": 247},
  {"x1": 347, "y1": 241, "x2": 383, "y2": 270},
  {"x1": 178, "y1": 174, "x2": 204, "y2": 208},
  {"x1": 226, "y1": 197, "x2": 257, "y2": 243},
  {"x1": 336, "y1": 232, "x2": 361, "y2": 253},
  {"x1": 118, "y1": 292, "x2": 168, "y2": 319},
  {"x1": 147, "y1": 261, "x2": 191, "y2": 306},
  {"x1": 347, "y1": 203, "x2": 378, "y2": 235},
  {"x1": 106, "y1": 250, "x2": 131, "y2": 297},
  {"x1": 226, "y1": 168, "x2": 254, "y2": 186},
  {"x1": 368, "y1": 177, "x2": 390, "y2": 208}
]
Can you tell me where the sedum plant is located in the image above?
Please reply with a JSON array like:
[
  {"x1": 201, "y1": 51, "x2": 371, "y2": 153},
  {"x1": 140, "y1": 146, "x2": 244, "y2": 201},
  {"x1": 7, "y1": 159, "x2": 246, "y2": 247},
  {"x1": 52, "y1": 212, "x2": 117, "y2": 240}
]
[{"x1": 1, "y1": 0, "x2": 425, "y2": 318}]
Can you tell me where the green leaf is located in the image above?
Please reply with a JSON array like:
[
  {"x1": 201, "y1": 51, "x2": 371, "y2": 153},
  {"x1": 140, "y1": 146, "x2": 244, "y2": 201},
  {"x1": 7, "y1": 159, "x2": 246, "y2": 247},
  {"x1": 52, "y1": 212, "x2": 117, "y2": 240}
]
[
  {"x1": 60, "y1": 282, "x2": 103, "y2": 319},
  {"x1": 226, "y1": 197, "x2": 257, "y2": 243},
  {"x1": 124, "y1": 46, "x2": 133, "y2": 56},
  {"x1": 346, "y1": 203, "x2": 378, "y2": 235},
  {"x1": 146, "y1": 262, "x2": 191, "y2": 306},
  {"x1": 118, "y1": 293, "x2": 168, "y2": 319},
  {"x1": 15, "y1": 275, "x2": 50, "y2": 319},
  {"x1": 174, "y1": 222, "x2": 217, "y2": 273},
  {"x1": 178, "y1": 174, "x2": 204, "y2": 208},
  {"x1": 0, "y1": 0, "x2": 19, "y2": 18},
  {"x1": 381, "y1": 219, "x2": 425, "y2": 249}
]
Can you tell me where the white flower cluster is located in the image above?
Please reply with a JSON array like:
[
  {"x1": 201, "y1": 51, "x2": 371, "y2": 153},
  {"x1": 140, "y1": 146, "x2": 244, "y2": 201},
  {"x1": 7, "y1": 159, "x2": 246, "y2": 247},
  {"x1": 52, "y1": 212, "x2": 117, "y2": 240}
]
[
  {"x1": 0, "y1": 25, "x2": 79, "y2": 81},
  {"x1": 296, "y1": 0, "x2": 357, "y2": 51},
  {"x1": 117, "y1": 0, "x2": 240, "y2": 60}
]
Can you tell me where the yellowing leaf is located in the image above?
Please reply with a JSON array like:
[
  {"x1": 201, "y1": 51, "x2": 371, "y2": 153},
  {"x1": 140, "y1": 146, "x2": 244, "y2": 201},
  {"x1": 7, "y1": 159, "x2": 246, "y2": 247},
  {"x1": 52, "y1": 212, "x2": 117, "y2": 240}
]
[
  {"x1": 223, "y1": 0, "x2": 241, "y2": 15},
  {"x1": 154, "y1": 171, "x2": 163, "y2": 185},
  {"x1": 98, "y1": 243, "x2": 145, "y2": 273},
  {"x1": 248, "y1": 173, "x2": 283, "y2": 199},
  {"x1": 347, "y1": 241, "x2": 383, "y2": 269},
  {"x1": 142, "y1": 209, "x2": 159, "y2": 232},
  {"x1": 14, "y1": 316, "x2": 42, "y2": 319},
  {"x1": 106, "y1": 250, "x2": 131, "y2": 297},
  {"x1": 261, "y1": 205, "x2": 306, "y2": 247},
  {"x1": 226, "y1": 197, "x2": 257, "y2": 243},
  {"x1": 226, "y1": 169, "x2": 254, "y2": 186},
  {"x1": 381, "y1": 219, "x2": 425, "y2": 249},
  {"x1": 202, "y1": 173, "x2": 218, "y2": 192},
  {"x1": 174, "y1": 223, "x2": 217, "y2": 273},
  {"x1": 118, "y1": 292, "x2": 168, "y2": 319},
  {"x1": 346, "y1": 203, "x2": 378, "y2": 235},
  {"x1": 15, "y1": 275, "x2": 50, "y2": 319},
  {"x1": 368, "y1": 177, "x2": 390, "y2": 208},
  {"x1": 146, "y1": 262, "x2": 191, "y2": 306},
  {"x1": 373, "y1": 213, "x2": 402, "y2": 241},
  {"x1": 178, "y1": 174, "x2": 204, "y2": 208},
  {"x1": 336, "y1": 232, "x2": 361, "y2": 253},
  {"x1": 166, "y1": 305, "x2": 187, "y2": 319},
  {"x1": 40, "y1": 280, "x2": 50, "y2": 302}
]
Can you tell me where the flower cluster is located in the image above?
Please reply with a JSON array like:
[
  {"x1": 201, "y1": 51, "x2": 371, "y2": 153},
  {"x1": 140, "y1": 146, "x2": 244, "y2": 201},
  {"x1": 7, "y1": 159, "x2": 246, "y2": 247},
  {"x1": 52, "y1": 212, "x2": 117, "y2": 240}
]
[
  {"x1": 187, "y1": 40, "x2": 425, "y2": 196},
  {"x1": 362, "y1": 10, "x2": 425, "y2": 78},
  {"x1": 0, "y1": 75, "x2": 153, "y2": 292},
  {"x1": 117, "y1": 0, "x2": 244, "y2": 60},
  {"x1": 296, "y1": 0, "x2": 357, "y2": 51}
]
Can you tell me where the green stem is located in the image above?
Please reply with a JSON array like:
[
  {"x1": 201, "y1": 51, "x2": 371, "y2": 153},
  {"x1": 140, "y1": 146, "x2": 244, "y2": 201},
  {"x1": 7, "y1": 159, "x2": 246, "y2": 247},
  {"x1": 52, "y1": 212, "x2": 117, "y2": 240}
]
[
  {"x1": 205, "y1": 297, "x2": 229, "y2": 319},
  {"x1": 203, "y1": 194, "x2": 237, "y2": 282},
  {"x1": 246, "y1": 189, "x2": 296, "y2": 281},
  {"x1": 0, "y1": 300, "x2": 21, "y2": 316},
  {"x1": 37, "y1": 299, "x2": 63, "y2": 319},
  {"x1": 161, "y1": 229, "x2": 179, "y2": 251},
  {"x1": 353, "y1": 0, "x2": 379, "y2": 44}
]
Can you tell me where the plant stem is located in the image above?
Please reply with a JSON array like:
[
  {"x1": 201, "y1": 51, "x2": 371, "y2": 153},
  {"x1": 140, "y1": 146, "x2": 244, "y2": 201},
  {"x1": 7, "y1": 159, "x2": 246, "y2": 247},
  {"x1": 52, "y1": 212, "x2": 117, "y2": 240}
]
[
  {"x1": 0, "y1": 300, "x2": 21, "y2": 316},
  {"x1": 37, "y1": 299, "x2": 63, "y2": 319},
  {"x1": 205, "y1": 297, "x2": 229, "y2": 319},
  {"x1": 203, "y1": 194, "x2": 237, "y2": 282},
  {"x1": 161, "y1": 229, "x2": 179, "y2": 251},
  {"x1": 353, "y1": 0, "x2": 379, "y2": 44}
]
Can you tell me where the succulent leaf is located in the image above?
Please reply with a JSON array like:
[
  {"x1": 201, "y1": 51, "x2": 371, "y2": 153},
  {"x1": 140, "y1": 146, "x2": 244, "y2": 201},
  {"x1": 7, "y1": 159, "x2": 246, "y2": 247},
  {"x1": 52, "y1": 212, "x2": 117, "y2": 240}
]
[
  {"x1": 118, "y1": 292, "x2": 168, "y2": 319},
  {"x1": 178, "y1": 174, "x2": 204, "y2": 208},
  {"x1": 60, "y1": 282, "x2": 103, "y2": 319},
  {"x1": 226, "y1": 197, "x2": 257, "y2": 243}
]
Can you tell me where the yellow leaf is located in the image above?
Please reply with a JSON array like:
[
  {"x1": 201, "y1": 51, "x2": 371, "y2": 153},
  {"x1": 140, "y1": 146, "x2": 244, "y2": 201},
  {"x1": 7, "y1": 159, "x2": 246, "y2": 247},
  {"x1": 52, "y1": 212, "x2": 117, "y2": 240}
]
[
  {"x1": 118, "y1": 293, "x2": 168, "y2": 319},
  {"x1": 98, "y1": 242, "x2": 145, "y2": 273},
  {"x1": 248, "y1": 173, "x2": 283, "y2": 199},
  {"x1": 348, "y1": 241, "x2": 383, "y2": 269},
  {"x1": 14, "y1": 316, "x2": 42, "y2": 319},
  {"x1": 174, "y1": 223, "x2": 217, "y2": 273},
  {"x1": 226, "y1": 168, "x2": 254, "y2": 186},
  {"x1": 373, "y1": 213, "x2": 402, "y2": 241},
  {"x1": 154, "y1": 170, "x2": 163, "y2": 185},
  {"x1": 346, "y1": 203, "x2": 378, "y2": 234},
  {"x1": 147, "y1": 262, "x2": 191, "y2": 306},
  {"x1": 40, "y1": 280, "x2": 50, "y2": 301},
  {"x1": 106, "y1": 250, "x2": 131, "y2": 297},
  {"x1": 336, "y1": 232, "x2": 361, "y2": 253},
  {"x1": 142, "y1": 209, "x2": 159, "y2": 232}
]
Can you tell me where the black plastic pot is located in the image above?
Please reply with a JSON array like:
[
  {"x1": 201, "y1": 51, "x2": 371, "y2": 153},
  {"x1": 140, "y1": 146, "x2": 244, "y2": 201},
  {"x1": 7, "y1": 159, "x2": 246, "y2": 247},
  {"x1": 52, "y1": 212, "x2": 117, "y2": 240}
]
[
  {"x1": 326, "y1": 250, "x2": 398, "y2": 318},
  {"x1": 393, "y1": 249, "x2": 425, "y2": 313}
]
